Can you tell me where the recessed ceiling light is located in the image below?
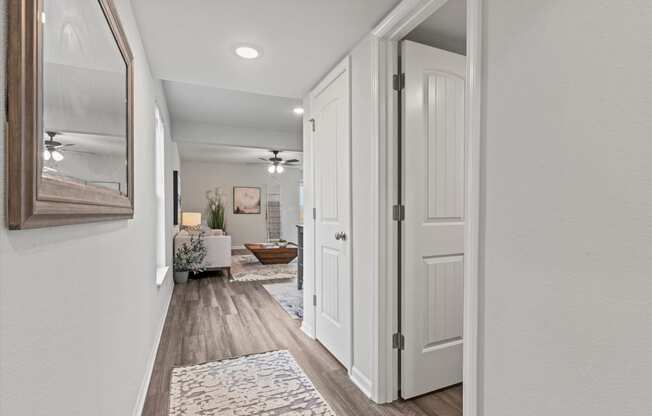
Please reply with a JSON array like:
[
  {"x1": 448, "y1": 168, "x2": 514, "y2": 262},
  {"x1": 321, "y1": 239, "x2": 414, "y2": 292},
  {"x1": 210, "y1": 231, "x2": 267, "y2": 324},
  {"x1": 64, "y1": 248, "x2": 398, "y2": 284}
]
[
  {"x1": 235, "y1": 45, "x2": 260, "y2": 59},
  {"x1": 293, "y1": 107, "x2": 305, "y2": 115}
]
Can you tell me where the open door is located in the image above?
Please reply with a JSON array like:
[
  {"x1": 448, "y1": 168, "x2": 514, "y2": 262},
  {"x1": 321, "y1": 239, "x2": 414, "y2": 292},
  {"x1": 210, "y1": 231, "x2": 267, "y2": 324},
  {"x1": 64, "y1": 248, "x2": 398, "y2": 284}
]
[
  {"x1": 401, "y1": 40, "x2": 466, "y2": 399},
  {"x1": 310, "y1": 58, "x2": 352, "y2": 369}
]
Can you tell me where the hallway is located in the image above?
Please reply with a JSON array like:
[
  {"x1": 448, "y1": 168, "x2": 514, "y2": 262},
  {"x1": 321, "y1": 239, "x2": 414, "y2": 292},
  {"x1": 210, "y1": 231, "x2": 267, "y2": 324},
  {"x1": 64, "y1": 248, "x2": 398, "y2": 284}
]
[{"x1": 142, "y1": 276, "x2": 462, "y2": 415}]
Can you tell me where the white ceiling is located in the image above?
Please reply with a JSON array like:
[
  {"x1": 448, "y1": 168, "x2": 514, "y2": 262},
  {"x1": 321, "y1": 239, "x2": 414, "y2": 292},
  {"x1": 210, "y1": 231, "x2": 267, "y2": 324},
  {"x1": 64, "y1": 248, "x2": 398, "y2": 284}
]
[
  {"x1": 405, "y1": 0, "x2": 467, "y2": 55},
  {"x1": 164, "y1": 81, "x2": 302, "y2": 131},
  {"x1": 132, "y1": 0, "x2": 400, "y2": 98},
  {"x1": 44, "y1": 0, "x2": 125, "y2": 72},
  {"x1": 178, "y1": 143, "x2": 302, "y2": 166}
]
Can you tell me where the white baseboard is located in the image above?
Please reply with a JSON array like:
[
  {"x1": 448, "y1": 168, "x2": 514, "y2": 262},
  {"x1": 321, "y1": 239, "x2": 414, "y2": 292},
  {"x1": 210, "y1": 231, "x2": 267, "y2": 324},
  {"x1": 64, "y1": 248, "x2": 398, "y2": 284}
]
[
  {"x1": 132, "y1": 287, "x2": 173, "y2": 416},
  {"x1": 300, "y1": 321, "x2": 315, "y2": 339},
  {"x1": 350, "y1": 366, "x2": 373, "y2": 399}
]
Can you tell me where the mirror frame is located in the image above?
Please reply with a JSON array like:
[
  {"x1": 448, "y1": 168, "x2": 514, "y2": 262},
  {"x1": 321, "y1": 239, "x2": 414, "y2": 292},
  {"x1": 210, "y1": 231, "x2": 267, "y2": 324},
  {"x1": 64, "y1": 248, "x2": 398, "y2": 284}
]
[{"x1": 7, "y1": 0, "x2": 135, "y2": 229}]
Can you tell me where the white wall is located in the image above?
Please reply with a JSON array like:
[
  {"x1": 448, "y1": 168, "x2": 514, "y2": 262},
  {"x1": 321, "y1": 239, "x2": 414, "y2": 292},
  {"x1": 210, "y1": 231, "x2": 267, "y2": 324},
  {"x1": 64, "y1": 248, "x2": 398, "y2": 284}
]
[
  {"x1": 0, "y1": 1, "x2": 179, "y2": 414},
  {"x1": 480, "y1": 1, "x2": 652, "y2": 415},
  {"x1": 350, "y1": 35, "x2": 376, "y2": 397},
  {"x1": 179, "y1": 160, "x2": 301, "y2": 246},
  {"x1": 300, "y1": 36, "x2": 381, "y2": 399}
]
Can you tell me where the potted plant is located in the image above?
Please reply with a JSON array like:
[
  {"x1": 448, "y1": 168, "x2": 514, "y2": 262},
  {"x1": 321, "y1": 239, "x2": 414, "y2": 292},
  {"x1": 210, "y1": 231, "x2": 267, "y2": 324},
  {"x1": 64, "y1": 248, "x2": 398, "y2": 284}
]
[
  {"x1": 206, "y1": 187, "x2": 226, "y2": 232},
  {"x1": 173, "y1": 231, "x2": 208, "y2": 283}
]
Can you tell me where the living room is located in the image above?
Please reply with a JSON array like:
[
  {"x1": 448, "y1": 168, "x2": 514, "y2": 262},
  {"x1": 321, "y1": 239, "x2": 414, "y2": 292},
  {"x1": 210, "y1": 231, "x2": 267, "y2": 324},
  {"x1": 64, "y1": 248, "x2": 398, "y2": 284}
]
[{"x1": 169, "y1": 83, "x2": 305, "y2": 320}]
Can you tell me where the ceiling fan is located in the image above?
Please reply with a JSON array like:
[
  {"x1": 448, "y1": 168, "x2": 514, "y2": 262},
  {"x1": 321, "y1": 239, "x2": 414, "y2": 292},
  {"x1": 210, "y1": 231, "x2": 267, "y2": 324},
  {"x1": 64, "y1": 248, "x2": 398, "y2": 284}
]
[
  {"x1": 43, "y1": 131, "x2": 74, "y2": 162},
  {"x1": 259, "y1": 150, "x2": 299, "y2": 174}
]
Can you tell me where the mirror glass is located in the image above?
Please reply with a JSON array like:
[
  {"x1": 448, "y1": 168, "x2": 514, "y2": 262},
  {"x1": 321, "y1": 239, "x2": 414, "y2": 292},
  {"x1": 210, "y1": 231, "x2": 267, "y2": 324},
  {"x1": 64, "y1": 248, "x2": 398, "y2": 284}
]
[{"x1": 42, "y1": 0, "x2": 128, "y2": 196}]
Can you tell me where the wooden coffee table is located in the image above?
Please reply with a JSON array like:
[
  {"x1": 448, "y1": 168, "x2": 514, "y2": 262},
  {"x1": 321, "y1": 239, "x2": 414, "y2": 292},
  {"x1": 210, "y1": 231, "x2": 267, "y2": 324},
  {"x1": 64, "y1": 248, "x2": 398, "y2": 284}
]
[{"x1": 244, "y1": 243, "x2": 298, "y2": 265}]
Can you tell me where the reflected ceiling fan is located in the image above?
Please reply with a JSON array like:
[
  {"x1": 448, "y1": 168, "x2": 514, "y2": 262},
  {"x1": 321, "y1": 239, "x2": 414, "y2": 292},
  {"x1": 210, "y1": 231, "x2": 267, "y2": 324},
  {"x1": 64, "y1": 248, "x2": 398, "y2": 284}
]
[
  {"x1": 259, "y1": 150, "x2": 299, "y2": 174},
  {"x1": 43, "y1": 131, "x2": 74, "y2": 161},
  {"x1": 43, "y1": 131, "x2": 102, "y2": 162}
]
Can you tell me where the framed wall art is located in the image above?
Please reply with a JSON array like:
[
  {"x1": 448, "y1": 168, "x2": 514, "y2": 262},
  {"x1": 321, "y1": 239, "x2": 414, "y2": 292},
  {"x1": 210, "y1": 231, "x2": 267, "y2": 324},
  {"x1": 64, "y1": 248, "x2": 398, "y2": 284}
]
[{"x1": 233, "y1": 187, "x2": 261, "y2": 214}]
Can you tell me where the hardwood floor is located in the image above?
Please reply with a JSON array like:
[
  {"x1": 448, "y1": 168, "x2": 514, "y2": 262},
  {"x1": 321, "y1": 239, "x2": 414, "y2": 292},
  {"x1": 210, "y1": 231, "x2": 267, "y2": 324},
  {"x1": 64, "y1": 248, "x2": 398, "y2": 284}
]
[{"x1": 142, "y1": 275, "x2": 462, "y2": 416}]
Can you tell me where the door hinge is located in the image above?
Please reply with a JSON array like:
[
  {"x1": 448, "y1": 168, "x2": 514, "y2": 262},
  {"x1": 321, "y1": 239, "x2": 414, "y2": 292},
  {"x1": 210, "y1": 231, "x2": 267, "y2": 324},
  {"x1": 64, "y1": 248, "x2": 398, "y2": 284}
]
[
  {"x1": 393, "y1": 73, "x2": 405, "y2": 91},
  {"x1": 313, "y1": 294, "x2": 317, "y2": 306},
  {"x1": 392, "y1": 332, "x2": 405, "y2": 350},
  {"x1": 312, "y1": 207, "x2": 316, "y2": 220},
  {"x1": 392, "y1": 204, "x2": 405, "y2": 221},
  {"x1": 309, "y1": 118, "x2": 316, "y2": 132}
]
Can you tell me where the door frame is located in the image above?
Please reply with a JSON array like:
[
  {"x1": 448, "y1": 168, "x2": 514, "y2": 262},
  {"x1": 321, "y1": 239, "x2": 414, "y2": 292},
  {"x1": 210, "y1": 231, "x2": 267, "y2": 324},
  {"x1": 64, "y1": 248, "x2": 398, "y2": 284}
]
[{"x1": 370, "y1": 0, "x2": 482, "y2": 413}]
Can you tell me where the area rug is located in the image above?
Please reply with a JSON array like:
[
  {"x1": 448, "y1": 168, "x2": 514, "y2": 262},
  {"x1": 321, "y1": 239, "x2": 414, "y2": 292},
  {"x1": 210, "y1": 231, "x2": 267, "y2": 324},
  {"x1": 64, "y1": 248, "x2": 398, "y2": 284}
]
[
  {"x1": 169, "y1": 350, "x2": 335, "y2": 416},
  {"x1": 263, "y1": 279, "x2": 304, "y2": 320},
  {"x1": 231, "y1": 254, "x2": 297, "y2": 282}
]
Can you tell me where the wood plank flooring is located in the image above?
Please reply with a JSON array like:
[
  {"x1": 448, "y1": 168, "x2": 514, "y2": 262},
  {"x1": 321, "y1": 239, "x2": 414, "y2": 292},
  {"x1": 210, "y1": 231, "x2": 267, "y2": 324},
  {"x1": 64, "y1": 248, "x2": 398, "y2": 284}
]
[{"x1": 142, "y1": 274, "x2": 462, "y2": 416}]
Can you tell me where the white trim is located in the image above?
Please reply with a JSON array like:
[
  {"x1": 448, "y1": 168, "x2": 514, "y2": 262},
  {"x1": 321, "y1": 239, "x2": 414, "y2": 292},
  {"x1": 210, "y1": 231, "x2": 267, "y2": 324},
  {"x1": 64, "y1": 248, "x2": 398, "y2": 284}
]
[
  {"x1": 372, "y1": 0, "x2": 450, "y2": 39},
  {"x1": 155, "y1": 266, "x2": 169, "y2": 287},
  {"x1": 368, "y1": 34, "x2": 386, "y2": 404},
  {"x1": 302, "y1": 92, "x2": 317, "y2": 346},
  {"x1": 370, "y1": 0, "x2": 482, "y2": 413},
  {"x1": 132, "y1": 287, "x2": 173, "y2": 416},
  {"x1": 311, "y1": 57, "x2": 349, "y2": 98},
  {"x1": 350, "y1": 366, "x2": 373, "y2": 399},
  {"x1": 381, "y1": 37, "x2": 402, "y2": 404},
  {"x1": 463, "y1": 1, "x2": 482, "y2": 415},
  {"x1": 300, "y1": 321, "x2": 315, "y2": 339}
]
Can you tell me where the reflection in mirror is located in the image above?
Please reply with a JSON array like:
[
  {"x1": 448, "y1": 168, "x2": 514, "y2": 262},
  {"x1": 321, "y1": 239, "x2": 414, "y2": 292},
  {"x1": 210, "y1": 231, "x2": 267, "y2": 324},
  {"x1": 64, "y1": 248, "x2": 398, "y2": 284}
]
[{"x1": 42, "y1": 0, "x2": 128, "y2": 195}]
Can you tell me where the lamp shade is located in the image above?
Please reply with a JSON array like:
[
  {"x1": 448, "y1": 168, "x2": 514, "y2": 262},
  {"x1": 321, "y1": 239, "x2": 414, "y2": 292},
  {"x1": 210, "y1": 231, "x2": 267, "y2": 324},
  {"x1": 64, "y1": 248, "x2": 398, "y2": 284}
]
[{"x1": 181, "y1": 212, "x2": 201, "y2": 227}]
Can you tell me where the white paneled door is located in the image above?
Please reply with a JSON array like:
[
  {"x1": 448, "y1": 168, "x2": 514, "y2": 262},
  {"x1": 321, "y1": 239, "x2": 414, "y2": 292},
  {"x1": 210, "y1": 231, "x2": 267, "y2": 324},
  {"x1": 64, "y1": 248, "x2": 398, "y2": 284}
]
[
  {"x1": 310, "y1": 57, "x2": 352, "y2": 369},
  {"x1": 401, "y1": 41, "x2": 466, "y2": 399}
]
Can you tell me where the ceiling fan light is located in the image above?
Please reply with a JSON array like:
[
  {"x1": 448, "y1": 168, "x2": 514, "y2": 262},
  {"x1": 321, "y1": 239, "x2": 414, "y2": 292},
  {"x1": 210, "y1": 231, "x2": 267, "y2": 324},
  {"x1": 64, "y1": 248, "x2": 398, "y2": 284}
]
[
  {"x1": 52, "y1": 150, "x2": 64, "y2": 162},
  {"x1": 268, "y1": 165, "x2": 276, "y2": 174},
  {"x1": 276, "y1": 165, "x2": 284, "y2": 173},
  {"x1": 235, "y1": 45, "x2": 260, "y2": 59},
  {"x1": 43, "y1": 150, "x2": 51, "y2": 161}
]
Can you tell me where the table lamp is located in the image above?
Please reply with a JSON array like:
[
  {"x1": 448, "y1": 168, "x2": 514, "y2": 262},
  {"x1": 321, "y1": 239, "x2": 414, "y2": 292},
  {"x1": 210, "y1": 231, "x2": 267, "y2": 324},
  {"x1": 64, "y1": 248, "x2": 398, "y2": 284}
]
[{"x1": 181, "y1": 212, "x2": 201, "y2": 229}]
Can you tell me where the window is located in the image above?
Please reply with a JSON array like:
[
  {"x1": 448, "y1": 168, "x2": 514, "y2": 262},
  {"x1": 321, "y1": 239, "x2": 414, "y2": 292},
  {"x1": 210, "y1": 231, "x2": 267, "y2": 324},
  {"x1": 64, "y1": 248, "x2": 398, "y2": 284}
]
[
  {"x1": 299, "y1": 179, "x2": 304, "y2": 223},
  {"x1": 155, "y1": 106, "x2": 167, "y2": 285}
]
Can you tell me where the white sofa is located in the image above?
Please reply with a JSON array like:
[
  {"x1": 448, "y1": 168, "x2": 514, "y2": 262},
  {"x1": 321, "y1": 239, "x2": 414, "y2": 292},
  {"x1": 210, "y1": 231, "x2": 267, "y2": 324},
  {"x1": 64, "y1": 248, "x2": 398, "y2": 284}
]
[{"x1": 174, "y1": 230, "x2": 232, "y2": 277}]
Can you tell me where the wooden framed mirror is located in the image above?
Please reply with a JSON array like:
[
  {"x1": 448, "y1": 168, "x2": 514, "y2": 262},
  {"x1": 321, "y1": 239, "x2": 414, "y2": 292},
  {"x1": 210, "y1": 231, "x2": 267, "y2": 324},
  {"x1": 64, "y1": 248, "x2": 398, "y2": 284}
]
[{"x1": 7, "y1": 0, "x2": 134, "y2": 229}]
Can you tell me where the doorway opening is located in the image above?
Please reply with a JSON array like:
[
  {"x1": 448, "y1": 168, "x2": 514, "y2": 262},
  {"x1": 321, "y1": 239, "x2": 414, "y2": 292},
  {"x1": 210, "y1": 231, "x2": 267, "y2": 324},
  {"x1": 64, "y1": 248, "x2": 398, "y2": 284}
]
[{"x1": 393, "y1": 0, "x2": 471, "y2": 409}]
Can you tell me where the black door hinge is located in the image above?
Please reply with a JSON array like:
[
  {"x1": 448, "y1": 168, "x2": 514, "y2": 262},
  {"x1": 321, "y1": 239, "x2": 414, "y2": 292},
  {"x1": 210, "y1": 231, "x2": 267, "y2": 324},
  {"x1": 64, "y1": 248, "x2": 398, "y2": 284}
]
[
  {"x1": 392, "y1": 204, "x2": 405, "y2": 221},
  {"x1": 309, "y1": 118, "x2": 316, "y2": 132},
  {"x1": 313, "y1": 294, "x2": 317, "y2": 306},
  {"x1": 393, "y1": 73, "x2": 405, "y2": 92},
  {"x1": 392, "y1": 332, "x2": 405, "y2": 350}
]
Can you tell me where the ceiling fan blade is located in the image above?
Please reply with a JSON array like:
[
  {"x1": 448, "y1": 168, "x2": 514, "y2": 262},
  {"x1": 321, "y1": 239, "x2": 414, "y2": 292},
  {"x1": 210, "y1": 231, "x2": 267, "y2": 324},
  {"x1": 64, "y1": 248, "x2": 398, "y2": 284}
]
[
  {"x1": 66, "y1": 149, "x2": 99, "y2": 156},
  {"x1": 258, "y1": 157, "x2": 271, "y2": 162},
  {"x1": 284, "y1": 159, "x2": 299, "y2": 164},
  {"x1": 59, "y1": 143, "x2": 75, "y2": 148}
]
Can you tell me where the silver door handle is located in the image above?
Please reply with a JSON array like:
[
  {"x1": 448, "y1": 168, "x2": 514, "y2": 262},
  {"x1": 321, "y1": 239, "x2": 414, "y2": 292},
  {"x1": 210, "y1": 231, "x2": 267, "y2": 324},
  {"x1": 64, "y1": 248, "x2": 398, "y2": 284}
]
[{"x1": 335, "y1": 232, "x2": 347, "y2": 241}]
